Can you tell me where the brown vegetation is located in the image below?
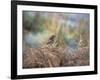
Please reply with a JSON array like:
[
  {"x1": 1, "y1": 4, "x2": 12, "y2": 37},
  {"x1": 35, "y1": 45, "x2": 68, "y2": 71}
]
[{"x1": 23, "y1": 45, "x2": 89, "y2": 68}]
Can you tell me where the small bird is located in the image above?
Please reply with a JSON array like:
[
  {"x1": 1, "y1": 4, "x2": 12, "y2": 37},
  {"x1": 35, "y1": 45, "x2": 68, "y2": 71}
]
[{"x1": 47, "y1": 35, "x2": 56, "y2": 45}]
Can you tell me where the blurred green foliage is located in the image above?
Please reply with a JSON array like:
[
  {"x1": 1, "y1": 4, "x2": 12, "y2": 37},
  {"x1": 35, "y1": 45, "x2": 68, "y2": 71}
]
[{"x1": 23, "y1": 11, "x2": 90, "y2": 50}]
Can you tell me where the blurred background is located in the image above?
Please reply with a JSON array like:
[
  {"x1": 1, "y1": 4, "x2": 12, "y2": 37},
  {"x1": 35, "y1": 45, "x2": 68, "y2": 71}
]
[{"x1": 23, "y1": 11, "x2": 90, "y2": 54}]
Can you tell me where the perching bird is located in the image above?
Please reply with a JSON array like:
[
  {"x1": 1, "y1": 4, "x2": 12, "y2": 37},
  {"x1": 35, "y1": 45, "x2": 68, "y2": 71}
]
[{"x1": 47, "y1": 35, "x2": 56, "y2": 45}]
